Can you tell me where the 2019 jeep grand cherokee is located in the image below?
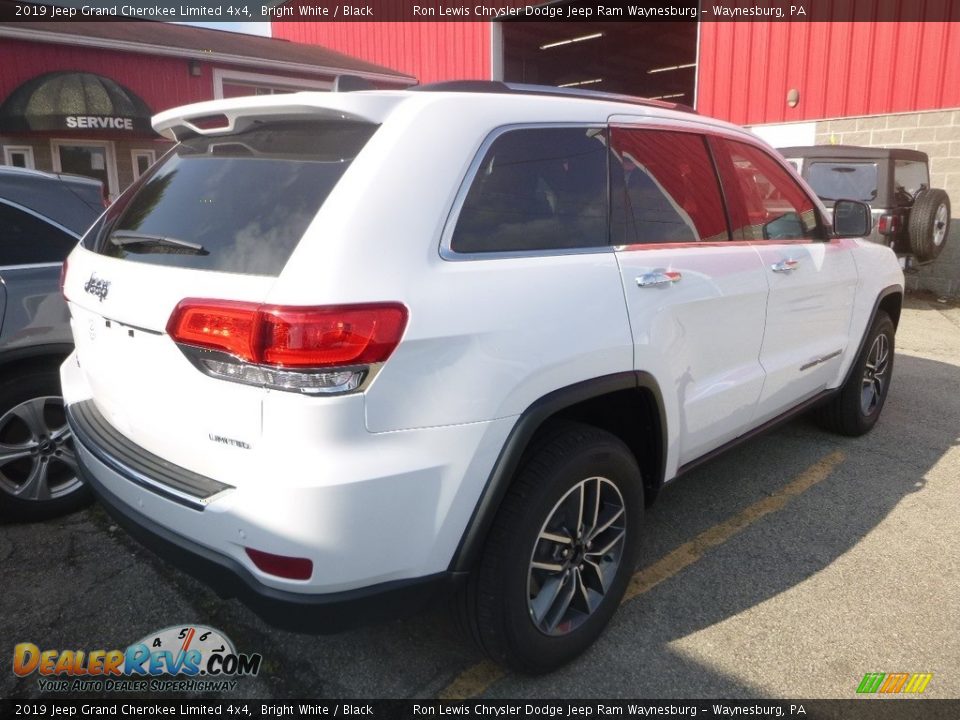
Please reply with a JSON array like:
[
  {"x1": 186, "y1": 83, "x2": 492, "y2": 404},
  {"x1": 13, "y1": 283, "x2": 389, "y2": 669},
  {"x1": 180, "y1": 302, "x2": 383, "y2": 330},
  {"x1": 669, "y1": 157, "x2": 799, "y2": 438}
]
[{"x1": 61, "y1": 83, "x2": 903, "y2": 674}]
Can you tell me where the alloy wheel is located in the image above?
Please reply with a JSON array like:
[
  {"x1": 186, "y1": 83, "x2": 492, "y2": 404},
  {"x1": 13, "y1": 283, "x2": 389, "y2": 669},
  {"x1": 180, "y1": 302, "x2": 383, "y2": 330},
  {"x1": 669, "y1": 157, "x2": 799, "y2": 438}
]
[
  {"x1": 933, "y1": 203, "x2": 948, "y2": 247},
  {"x1": 527, "y1": 476, "x2": 627, "y2": 636},
  {"x1": 861, "y1": 334, "x2": 890, "y2": 416},
  {"x1": 0, "y1": 396, "x2": 80, "y2": 501}
]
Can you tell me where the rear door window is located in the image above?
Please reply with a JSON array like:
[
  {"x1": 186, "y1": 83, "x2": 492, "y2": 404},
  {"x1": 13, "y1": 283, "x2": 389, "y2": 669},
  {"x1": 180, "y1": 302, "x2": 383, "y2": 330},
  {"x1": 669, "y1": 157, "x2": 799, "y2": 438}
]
[
  {"x1": 609, "y1": 128, "x2": 729, "y2": 245},
  {"x1": 713, "y1": 139, "x2": 824, "y2": 241},
  {"x1": 90, "y1": 120, "x2": 377, "y2": 276},
  {"x1": 0, "y1": 202, "x2": 77, "y2": 265},
  {"x1": 450, "y1": 127, "x2": 609, "y2": 254}
]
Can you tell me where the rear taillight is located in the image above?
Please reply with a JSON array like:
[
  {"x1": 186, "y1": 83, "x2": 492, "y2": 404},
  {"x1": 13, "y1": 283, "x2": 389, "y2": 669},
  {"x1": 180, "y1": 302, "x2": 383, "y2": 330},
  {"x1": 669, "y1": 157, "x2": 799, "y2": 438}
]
[
  {"x1": 166, "y1": 300, "x2": 260, "y2": 361},
  {"x1": 878, "y1": 214, "x2": 901, "y2": 235},
  {"x1": 259, "y1": 304, "x2": 408, "y2": 368},
  {"x1": 166, "y1": 299, "x2": 408, "y2": 395}
]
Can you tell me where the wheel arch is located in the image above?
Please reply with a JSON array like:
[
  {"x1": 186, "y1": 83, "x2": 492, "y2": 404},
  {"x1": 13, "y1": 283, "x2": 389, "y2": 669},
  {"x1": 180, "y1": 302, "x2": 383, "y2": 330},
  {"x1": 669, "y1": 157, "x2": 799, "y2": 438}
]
[
  {"x1": 878, "y1": 288, "x2": 903, "y2": 331},
  {"x1": 841, "y1": 285, "x2": 902, "y2": 390},
  {"x1": 449, "y1": 371, "x2": 666, "y2": 573}
]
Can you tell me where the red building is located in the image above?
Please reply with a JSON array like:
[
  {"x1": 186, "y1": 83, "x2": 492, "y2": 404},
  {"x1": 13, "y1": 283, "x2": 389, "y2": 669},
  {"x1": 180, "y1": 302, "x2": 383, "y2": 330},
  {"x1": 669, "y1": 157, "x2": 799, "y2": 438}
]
[
  {"x1": 0, "y1": 21, "x2": 412, "y2": 198},
  {"x1": 274, "y1": 4, "x2": 960, "y2": 295}
]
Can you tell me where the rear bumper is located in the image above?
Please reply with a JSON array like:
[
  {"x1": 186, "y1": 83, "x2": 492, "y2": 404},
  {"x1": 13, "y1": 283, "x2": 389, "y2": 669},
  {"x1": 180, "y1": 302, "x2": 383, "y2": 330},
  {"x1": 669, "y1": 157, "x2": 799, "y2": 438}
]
[
  {"x1": 60, "y1": 346, "x2": 511, "y2": 597},
  {"x1": 70, "y1": 413, "x2": 465, "y2": 631}
]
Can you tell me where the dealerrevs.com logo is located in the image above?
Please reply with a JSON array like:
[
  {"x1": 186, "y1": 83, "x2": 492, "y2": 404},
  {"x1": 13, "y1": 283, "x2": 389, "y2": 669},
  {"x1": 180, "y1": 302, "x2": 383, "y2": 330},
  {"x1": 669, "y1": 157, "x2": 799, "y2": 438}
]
[{"x1": 13, "y1": 625, "x2": 262, "y2": 693}]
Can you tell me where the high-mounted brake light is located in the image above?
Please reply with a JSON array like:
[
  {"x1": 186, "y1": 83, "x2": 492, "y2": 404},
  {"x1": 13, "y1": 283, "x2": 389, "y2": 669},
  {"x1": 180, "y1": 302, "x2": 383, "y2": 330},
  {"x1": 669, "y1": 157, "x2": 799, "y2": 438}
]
[{"x1": 166, "y1": 300, "x2": 408, "y2": 394}]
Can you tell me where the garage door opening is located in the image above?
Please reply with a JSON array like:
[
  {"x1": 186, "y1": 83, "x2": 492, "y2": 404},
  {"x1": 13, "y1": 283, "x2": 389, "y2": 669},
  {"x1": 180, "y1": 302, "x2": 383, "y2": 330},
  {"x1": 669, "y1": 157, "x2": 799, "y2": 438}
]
[{"x1": 499, "y1": 9, "x2": 698, "y2": 106}]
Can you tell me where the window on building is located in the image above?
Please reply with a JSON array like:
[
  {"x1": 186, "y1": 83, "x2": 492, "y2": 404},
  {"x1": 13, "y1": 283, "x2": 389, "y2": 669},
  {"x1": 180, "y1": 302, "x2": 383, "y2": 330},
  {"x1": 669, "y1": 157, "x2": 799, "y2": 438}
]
[
  {"x1": 451, "y1": 127, "x2": 609, "y2": 254},
  {"x1": 610, "y1": 128, "x2": 729, "y2": 245},
  {"x1": 0, "y1": 202, "x2": 77, "y2": 265},
  {"x1": 221, "y1": 82, "x2": 297, "y2": 98},
  {"x1": 3, "y1": 146, "x2": 34, "y2": 169},
  {"x1": 52, "y1": 140, "x2": 117, "y2": 198},
  {"x1": 214, "y1": 70, "x2": 332, "y2": 100},
  {"x1": 713, "y1": 139, "x2": 823, "y2": 241},
  {"x1": 131, "y1": 149, "x2": 157, "y2": 181}
]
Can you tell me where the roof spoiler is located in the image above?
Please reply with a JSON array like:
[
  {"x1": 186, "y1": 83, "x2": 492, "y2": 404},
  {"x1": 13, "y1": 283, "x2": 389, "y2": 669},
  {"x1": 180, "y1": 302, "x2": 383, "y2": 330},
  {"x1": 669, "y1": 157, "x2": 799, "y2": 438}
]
[{"x1": 152, "y1": 92, "x2": 400, "y2": 141}]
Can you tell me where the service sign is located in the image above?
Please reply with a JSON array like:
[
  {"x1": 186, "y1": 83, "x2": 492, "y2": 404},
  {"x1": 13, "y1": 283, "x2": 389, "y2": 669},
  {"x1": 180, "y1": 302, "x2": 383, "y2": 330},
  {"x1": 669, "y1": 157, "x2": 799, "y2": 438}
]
[
  {"x1": 1, "y1": 113, "x2": 153, "y2": 134},
  {"x1": 65, "y1": 115, "x2": 135, "y2": 131}
]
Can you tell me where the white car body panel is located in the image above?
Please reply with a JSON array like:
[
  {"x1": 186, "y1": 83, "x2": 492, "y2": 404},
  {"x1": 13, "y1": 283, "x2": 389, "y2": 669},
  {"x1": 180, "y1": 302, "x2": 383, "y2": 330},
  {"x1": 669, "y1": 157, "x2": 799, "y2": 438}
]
[
  {"x1": 61, "y1": 353, "x2": 515, "y2": 590},
  {"x1": 750, "y1": 238, "x2": 859, "y2": 425},
  {"x1": 614, "y1": 245, "x2": 769, "y2": 472}
]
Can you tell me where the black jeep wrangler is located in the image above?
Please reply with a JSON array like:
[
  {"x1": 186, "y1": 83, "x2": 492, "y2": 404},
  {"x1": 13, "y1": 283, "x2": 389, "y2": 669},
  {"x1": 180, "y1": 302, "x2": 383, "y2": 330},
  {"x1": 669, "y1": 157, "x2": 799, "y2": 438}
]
[{"x1": 780, "y1": 145, "x2": 950, "y2": 262}]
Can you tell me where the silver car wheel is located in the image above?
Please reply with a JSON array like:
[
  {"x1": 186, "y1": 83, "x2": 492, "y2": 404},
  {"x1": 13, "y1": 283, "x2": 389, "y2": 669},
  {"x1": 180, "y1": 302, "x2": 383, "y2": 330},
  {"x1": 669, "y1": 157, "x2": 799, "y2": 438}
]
[
  {"x1": 860, "y1": 334, "x2": 890, "y2": 416},
  {"x1": 933, "y1": 203, "x2": 948, "y2": 247},
  {"x1": 527, "y1": 476, "x2": 627, "y2": 636},
  {"x1": 0, "y1": 396, "x2": 80, "y2": 501}
]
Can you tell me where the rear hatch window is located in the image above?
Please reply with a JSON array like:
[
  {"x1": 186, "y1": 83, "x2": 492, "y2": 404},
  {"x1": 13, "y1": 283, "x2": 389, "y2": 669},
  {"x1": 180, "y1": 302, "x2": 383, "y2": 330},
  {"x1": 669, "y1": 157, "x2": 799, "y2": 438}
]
[
  {"x1": 805, "y1": 161, "x2": 878, "y2": 204},
  {"x1": 86, "y1": 119, "x2": 377, "y2": 276}
]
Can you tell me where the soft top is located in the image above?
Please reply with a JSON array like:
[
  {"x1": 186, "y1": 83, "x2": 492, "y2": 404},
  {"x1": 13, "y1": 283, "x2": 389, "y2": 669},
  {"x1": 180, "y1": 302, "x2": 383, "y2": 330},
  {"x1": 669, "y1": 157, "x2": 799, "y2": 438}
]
[{"x1": 779, "y1": 145, "x2": 928, "y2": 162}]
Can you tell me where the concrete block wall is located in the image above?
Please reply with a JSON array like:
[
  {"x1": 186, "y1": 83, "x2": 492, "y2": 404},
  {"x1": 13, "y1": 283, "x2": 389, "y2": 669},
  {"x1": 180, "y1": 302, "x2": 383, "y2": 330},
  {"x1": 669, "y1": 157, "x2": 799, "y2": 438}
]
[{"x1": 816, "y1": 109, "x2": 960, "y2": 297}]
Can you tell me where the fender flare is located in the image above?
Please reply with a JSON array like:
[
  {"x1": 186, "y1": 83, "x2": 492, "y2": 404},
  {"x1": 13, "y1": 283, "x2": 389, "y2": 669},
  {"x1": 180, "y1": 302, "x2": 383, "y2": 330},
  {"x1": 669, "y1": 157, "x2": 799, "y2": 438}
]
[
  {"x1": 448, "y1": 371, "x2": 666, "y2": 573},
  {"x1": 841, "y1": 284, "x2": 902, "y2": 388}
]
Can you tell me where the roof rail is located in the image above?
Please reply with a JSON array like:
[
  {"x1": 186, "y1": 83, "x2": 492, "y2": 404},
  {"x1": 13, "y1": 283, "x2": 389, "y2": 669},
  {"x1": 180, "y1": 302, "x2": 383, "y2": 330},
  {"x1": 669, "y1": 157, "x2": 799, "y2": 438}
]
[{"x1": 409, "y1": 80, "x2": 697, "y2": 114}]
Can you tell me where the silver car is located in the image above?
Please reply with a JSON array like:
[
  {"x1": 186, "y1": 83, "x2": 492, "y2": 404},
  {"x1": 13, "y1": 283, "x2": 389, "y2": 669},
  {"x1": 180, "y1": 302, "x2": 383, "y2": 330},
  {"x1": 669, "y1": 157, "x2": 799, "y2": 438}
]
[{"x1": 0, "y1": 166, "x2": 103, "y2": 520}]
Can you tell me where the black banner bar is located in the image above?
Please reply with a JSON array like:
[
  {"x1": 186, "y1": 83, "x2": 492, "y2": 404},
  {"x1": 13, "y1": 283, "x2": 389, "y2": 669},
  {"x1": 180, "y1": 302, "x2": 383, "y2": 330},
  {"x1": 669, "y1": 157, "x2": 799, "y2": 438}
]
[
  {"x1": 3, "y1": 0, "x2": 960, "y2": 23},
  {"x1": 3, "y1": 699, "x2": 960, "y2": 720}
]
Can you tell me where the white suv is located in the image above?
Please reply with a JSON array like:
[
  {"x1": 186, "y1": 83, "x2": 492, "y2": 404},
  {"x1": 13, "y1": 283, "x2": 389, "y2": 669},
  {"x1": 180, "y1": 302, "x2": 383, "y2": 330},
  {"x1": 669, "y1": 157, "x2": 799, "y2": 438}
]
[{"x1": 61, "y1": 82, "x2": 903, "y2": 674}]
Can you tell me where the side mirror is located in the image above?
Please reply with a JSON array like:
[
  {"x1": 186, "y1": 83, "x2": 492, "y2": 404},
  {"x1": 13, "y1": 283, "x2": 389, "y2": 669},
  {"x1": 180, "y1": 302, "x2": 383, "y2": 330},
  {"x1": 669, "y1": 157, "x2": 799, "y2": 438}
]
[{"x1": 833, "y1": 199, "x2": 872, "y2": 238}]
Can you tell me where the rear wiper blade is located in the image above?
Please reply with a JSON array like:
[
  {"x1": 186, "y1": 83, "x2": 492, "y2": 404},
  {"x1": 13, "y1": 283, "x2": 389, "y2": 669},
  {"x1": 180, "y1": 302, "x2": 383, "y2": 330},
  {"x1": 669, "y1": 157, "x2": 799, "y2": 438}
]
[{"x1": 110, "y1": 231, "x2": 208, "y2": 255}]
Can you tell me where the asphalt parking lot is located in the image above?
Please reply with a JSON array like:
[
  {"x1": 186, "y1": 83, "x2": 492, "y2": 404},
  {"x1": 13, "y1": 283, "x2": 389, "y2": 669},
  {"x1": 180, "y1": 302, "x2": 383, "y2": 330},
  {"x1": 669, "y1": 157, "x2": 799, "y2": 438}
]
[{"x1": 2, "y1": 293, "x2": 959, "y2": 702}]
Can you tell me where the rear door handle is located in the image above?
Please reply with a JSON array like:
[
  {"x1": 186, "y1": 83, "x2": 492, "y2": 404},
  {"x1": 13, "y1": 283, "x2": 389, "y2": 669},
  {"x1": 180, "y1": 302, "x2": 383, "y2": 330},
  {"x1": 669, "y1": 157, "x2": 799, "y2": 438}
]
[
  {"x1": 636, "y1": 271, "x2": 682, "y2": 288},
  {"x1": 771, "y1": 258, "x2": 799, "y2": 273}
]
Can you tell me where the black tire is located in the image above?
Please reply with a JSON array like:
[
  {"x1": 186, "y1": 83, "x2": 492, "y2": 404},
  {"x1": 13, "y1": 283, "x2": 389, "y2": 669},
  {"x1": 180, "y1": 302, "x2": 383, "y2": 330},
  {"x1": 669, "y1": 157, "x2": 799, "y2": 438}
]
[
  {"x1": 816, "y1": 311, "x2": 895, "y2": 437},
  {"x1": 909, "y1": 188, "x2": 950, "y2": 261},
  {"x1": 0, "y1": 369, "x2": 91, "y2": 521},
  {"x1": 463, "y1": 423, "x2": 643, "y2": 675}
]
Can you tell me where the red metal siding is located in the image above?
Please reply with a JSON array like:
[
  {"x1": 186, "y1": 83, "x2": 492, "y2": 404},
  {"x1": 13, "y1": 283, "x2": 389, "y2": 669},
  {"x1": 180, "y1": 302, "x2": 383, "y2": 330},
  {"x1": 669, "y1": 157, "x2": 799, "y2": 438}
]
[
  {"x1": 0, "y1": 39, "x2": 358, "y2": 117},
  {"x1": 0, "y1": 39, "x2": 214, "y2": 115},
  {"x1": 698, "y1": 16, "x2": 960, "y2": 125},
  {"x1": 273, "y1": 22, "x2": 491, "y2": 84}
]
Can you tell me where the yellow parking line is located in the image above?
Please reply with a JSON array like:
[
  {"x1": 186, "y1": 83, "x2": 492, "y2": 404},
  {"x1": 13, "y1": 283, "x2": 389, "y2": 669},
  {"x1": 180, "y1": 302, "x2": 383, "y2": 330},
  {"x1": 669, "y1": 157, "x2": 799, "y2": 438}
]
[
  {"x1": 623, "y1": 449, "x2": 846, "y2": 601},
  {"x1": 436, "y1": 658, "x2": 506, "y2": 701},
  {"x1": 436, "y1": 449, "x2": 846, "y2": 700}
]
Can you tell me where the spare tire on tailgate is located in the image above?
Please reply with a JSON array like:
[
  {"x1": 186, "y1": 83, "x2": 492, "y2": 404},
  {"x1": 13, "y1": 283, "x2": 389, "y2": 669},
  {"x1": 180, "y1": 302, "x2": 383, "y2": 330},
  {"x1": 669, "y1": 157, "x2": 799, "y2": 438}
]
[{"x1": 909, "y1": 188, "x2": 951, "y2": 261}]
